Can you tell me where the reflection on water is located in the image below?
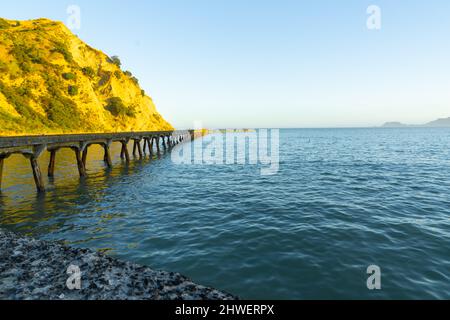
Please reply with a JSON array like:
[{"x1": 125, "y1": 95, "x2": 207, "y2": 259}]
[{"x1": 1, "y1": 129, "x2": 450, "y2": 299}]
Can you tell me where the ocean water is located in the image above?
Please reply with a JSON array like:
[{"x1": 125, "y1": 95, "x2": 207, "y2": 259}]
[{"x1": 1, "y1": 128, "x2": 450, "y2": 299}]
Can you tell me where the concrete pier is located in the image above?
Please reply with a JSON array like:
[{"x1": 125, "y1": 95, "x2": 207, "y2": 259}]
[{"x1": 0, "y1": 130, "x2": 192, "y2": 192}]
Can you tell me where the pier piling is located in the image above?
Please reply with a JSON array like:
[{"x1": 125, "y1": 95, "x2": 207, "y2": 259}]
[
  {"x1": 156, "y1": 137, "x2": 161, "y2": 153},
  {"x1": 103, "y1": 143, "x2": 113, "y2": 168},
  {"x1": 82, "y1": 147, "x2": 88, "y2": 166},
  {"x1": 29, "y1": 156, "x2": 45, "y2": 192},
  {"x1": 143, "y1": 139, "x2": 149, "y2": 155},
  {"x1": 0, "y1": 130, "x2": 194, "y2": 193},
  {"x1": 121, "y1": 141, "x2": 130, "y2": 163},
  {"x1": 120, "y1": 144, "x2": 125, "y2": 159},
  {"x1": 0, "y1": 157, "x2": 4, "y2": 190},
  {"x1": 73, "y1": 148, "x2": 87, "y2": 177},
  {"x1": 137, "y1": 140, "x2": 143, "y2": 159},
  {"x1": 132, "y1": 141, "x2": 137, "y2": 157},
  {"x1": 48, "y1": 150, "x2": 57, "y2": 177},
  {"x1": 146, "y1": 138, "x2": 152, "y2": 154}
]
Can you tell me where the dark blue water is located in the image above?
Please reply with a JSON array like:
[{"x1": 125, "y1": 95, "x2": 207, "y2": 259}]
[{"x1": 1, "y1": 128, "x2": 450, "y2": 299}]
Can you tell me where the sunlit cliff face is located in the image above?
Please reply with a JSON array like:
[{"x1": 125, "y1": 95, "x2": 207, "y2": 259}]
[{"x1": 0, "y1": 18, "x2": 173, "y2": 136}]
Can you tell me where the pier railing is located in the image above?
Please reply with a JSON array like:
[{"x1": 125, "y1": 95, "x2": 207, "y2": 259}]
[{"x1": 0, "y1": 130, "x2": 195, "y2": 192}]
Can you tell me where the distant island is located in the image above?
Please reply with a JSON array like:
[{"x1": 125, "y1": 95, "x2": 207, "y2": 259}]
[{"x1": 382, "y1": 117, "x2": 450, "y2": 128}]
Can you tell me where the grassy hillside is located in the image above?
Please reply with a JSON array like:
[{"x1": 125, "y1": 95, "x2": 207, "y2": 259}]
[{"x1": 0, "y1": 18, "x2": 173, "y2": 136}]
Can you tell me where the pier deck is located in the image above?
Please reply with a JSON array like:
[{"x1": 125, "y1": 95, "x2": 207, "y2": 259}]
[{"x1": 0, "y1": 130, "x2": 194, "y2": 192}]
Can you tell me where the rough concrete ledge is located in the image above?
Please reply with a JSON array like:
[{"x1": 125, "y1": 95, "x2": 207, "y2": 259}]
[{"x1": 0, "y1": 229, "x2": 237, "y2": 300}]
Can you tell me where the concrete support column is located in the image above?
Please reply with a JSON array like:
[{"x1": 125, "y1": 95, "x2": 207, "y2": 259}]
[
  {"x1": 72, "y1": 148, "x2": 87, "y2": 177},
  {"x1": 0, "y1": 156, "x2": 4, "y2": 191},
  {"x1": 156, "y1": 137, "x2": 161, "y2": 153},
  {"x1": 120, "y1": 143, "x2": 125, "y2": 159},
  {"x1": 48, "y1": 150, "x2": 57, "y2": 177},
  {"x1": 134, "y1": 139, "x2": 143, "y2": 159},
  {"x1": 132, "y1": 140, "x2": 137, "y2": 157},
  {"x1": 103, "y1": 141, "x2": 113, "y2": 168},
  {"x1": 121, "y1": 141, "x2": 130, "y2": 163},
  {"x1": 26, "y1": 145, "x2": 46, "y2": 193},
  {"x1": 149, "y1": 138, "x2": 154, "y2": 155},
  {"x1": 29, "y1": 156, "x2": 45, "y2": 192},
  {"x1": 143, "y1": 138, "x2": 150, "y2": 154},
  {"x1": 82, "y1": 146, "x2": 89, "y2": 167}
]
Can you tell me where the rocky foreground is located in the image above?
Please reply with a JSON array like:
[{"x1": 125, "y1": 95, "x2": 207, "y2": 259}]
[{"x1": 0, "y1": 229, "x2": 237, "y2": 300}]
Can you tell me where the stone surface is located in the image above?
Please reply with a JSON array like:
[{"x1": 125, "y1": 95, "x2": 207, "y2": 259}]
[{"x1": 0, "y1": 229, "x2": 237, "y2": 300}]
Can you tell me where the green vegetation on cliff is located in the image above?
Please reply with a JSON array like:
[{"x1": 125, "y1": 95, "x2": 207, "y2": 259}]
[{"x1": 0, "y1": 18, "x2": 173, "y2": 136}]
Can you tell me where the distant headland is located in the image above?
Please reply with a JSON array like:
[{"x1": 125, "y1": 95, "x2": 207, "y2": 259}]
[{"x1": 382, "y1": 117, "x2": 450, "y2": 128}]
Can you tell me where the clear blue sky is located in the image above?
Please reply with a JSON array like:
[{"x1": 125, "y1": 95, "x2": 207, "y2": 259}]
[{"x1": 2, "y1": 0, "x2": 450, "y2": 128}]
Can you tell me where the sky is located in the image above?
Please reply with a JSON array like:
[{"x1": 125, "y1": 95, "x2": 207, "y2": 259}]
[{"x1": 1, "y1": 0, "x2": 450, "y2": 129}]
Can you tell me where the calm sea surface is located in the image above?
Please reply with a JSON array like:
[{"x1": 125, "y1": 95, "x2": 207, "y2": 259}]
[{"x1": 1, "y1": 128, "x2": 450, "y2": 299}]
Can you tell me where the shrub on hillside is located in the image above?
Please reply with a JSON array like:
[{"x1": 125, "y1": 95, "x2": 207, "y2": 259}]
[
  {"x1": 0, "y1": 81, "x2": 52, "y2": 127},
  {"x1": 0, "y1": 19, "x2": 10, "y2": 29},
  {"x1": 122, "y1": 70, "x2": 140, "y2": 85},
  {"x1": 130, "y1": 77, "x2": 139, "y2": 85},
  {"x1": 114, "y1": 70, "x2": 122, "y2": 79},
  {"x1": 105, "y1": 97, "x2": 136, "y2": 118},
  {"x1": 10, "y1": 43, "x2": 45, "y2": 73},
  {"x1": 51, "y1": 42, "x2": 73, "y2": 62},
  {"x1": 110, "y1": 55, "x2": 121, "y2": 67},
  {"x1": 62, "y1": 72, "x2": 76, "y2": 80},
  {"x1": 0, "y1": 61, "x2": 7, "y2": 72},
  {"x1": 68, "y1": 85, "x2": 79, "y2": 96},
  {"x1": 82, "y1": 67, "x2": 95, "y2": 78},
  {"x1": 42, "y1": 96, "x2": 82, "y2": 130}
]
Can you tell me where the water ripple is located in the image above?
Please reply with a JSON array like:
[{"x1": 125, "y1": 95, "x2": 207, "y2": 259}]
[{"x1": 1, "y1": 128, "x2": 450, "y2": 299}]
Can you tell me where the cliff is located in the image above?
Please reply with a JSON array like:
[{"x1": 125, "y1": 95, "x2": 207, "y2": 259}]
[{"x1": 0, "y1": 18, "x2": 173, "y2": 136}]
